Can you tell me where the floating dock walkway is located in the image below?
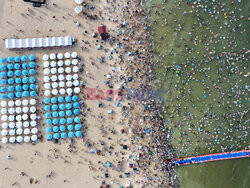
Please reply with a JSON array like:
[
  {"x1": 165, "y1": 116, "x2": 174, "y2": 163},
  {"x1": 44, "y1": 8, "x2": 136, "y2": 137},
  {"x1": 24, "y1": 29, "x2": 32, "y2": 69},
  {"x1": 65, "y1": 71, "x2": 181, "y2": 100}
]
[{"x1": 171, "y1": 150, "x2": 250, "y2": 165}]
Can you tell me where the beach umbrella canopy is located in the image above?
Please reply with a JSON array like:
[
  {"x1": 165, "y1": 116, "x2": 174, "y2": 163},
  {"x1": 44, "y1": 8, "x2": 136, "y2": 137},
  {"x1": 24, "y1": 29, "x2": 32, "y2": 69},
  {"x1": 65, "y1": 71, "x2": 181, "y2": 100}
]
[
  {"x1": 66, "y1": 75, "x2": 72, "y2": 81},
  {"x1": 66, "y1": 110, "x2": 72, "y2": 116},
  {"x1": 22, "y1": 91, "x2": 29, "y2": 97},
  {"x1": 59, "y1": 111, "x2": 65, "y2": 117},
  {"x1": 68, "y1": 132, "x2": 74, "y2": 138},
  {"x1": 64, "y1": 52, "x2": 71, "y2": 58},
  {"x1": 16, "y1": 122, "x2": 22, "y2": 128},
  {"x1": 44, "y1": 83, "x2": 50, "y2": 89},
  {"x1": 15, "y1": 70, "x2": 21, "y2": 77},
  {"x1": 22, "y1": 99, "x2": 28, "y2": 106},
  {"x1": 72, "y1": 59, "x2": 78, "y2": 65},
  {"x1": 30, "y1": 84, "x2": 36, "y2": 90},
  {"x1": 44, "y1": 97, "x2": 50, "y2": 104},
  {"x1": 1, "y1": 94, "x2": 7, "y2": 99},
  {"x1": 73, "y1": 66, "x2": 79, "y2": 72},
  {"x1": 65, "y1": 60, "x2": 71, "y2": 66},
  {"x1": 44, "y1": 68, "x2": 50, "y2": 75},
  {"x1": 73, "y1": 102, "x2": 80, "y2": 108},
  {"x1": 75, "y1": 0, "x2": 83, "y2": 4},
  {"x1": 45, "y1": 112, "x2": 51, "y2": 119},
  {"x1": 14, "y1": 56, "x2": 21, "y2": 62},
  {"x1": 30, "y1": 99, "x2": 36, "y2": 105},
  {"x1": 59, "y1": 88, "x2": 66, "y2": 95},
  {"x1": 75, "y1": 124, "x2": 81, "y2": 130},
  {"x1": 29, "y1": 54, "x2": 35, "y2": 61},
  {"x1": 45, "y1": 90, "x2": 51, "y2": 96},
  {"x1": 65, "y1": 67, "x2": 71, "y2": 74},
  {"x1": 52, "y1": 105, "x2": 58, "y2": 111},
  {"x1": 52, "y1": 82, "x2": 58, "y2": 89},
  {"x1": 8, "y1": 93, "x2": 15, "y2": 99},
  {"x1": 0, "y1": 64, "x2": 6, "y2": 70},
  {"x1": 1, "y1": 115, "x2": 8, "y2": 121},
  {"x1": 66, "y1": 81, "x2": 73, "y2": 87},
  {"x1": 67, "y1": 118, "x2": 73, "y2": 124},
  {"x1": 7, "y1": 64, "x2": 13, "y2": 70},
  {"x1": 23, "y1": 85, "x2": 29, "y2": 91},
  {"x1": 7, "y1": 56, "x2": 14, "y2": 63},
  {"x1": 58, "y1": 96, "x2": 64, "y2": 103},
  {"x1": 24, "y1": 136, "x2": 30, "y2": 142},
  {"x1": 53, "y1": 133, "x2": 60, "y2": 139},
  {"x1": 75, "y1": 117, "x2": 80, "y2": 123},
  {"x1": 74, "y1": 87, "x2": 80, "y2": 94},
  {"x1": 58, "y1": 75, "x2": 64, "y2": 81},
  {"x1": 14, "y1": 63, "x2": 20, "y2": 69},
  {"x1": 31, "y1": 128, "x2": 38, "y2": 134},
  {"x1": 52, "y1": 89, "x2": 58, "y2": 96},
  {"x1": 47, "y1": 134, "x2": 53, "y2": 140},
  {"x1": 46, "y1": 119, "x2": 52, "y2": 125},
  {"x1": 44, "y1": 105, "x2": 51, "y2": 111},
  {"x1": 71, "y1": 52, "x2": 78, "y2": 58},
  {"x1": 9, "y1": 129, "x2": 15, "y2": 136},
  {"x1": 52, "y1": 119, "x2": 59, "y2": 125},
  {"x1": 1, "y1": 123, "x2": 8, "y2": 129},
  {"x1": 9, "y1": 137, "x2": 16, "y2": 143},
  {"x1": 30, "y1": 114, "x2": 37, "y2": 120},
  {"x1": 66, "y1": 103, "x2": 72, "y2": 109},
  {"x1": 57, "y1": 60, "x2": 64, "y2": 66},
  {"x1": 73, "y1": 80, "x2": 80, "y2": 86},
  {"x1": 23, "y1": 121, "x2": 29, "y2": 127},
  {"x1": 7, "y1": 71, "x2": 14, "y2": 77},
  {"x1": 30, "y1": 121, "x2": 37, "y2": 127},
  {"x1": 9, "y1": 122, "x2": 15, "y2": 129},
  {"x1": 30, "y1": 106, "x2": 36, "y2": 113},
  {"x1": 0, "y1": 57, "x2": 6, "y2": 63},
  {"x1": 57, "y1": 53, "x2": 63, "y2": 60},
  {"x1": 31, "y1": 135, "x2": 37, "y2": 141},
  {"x1": 75, "y1": 6, "x2": 83, "y2": 14},
  {"x1": 29, "y1": 69, "x2": 35, "y2": 75},
  {"x1": 53, "y1": 126, "x2": 59, "y2": 132},
  {"x1": 43, "y1": 61, "x2": 49, "y2": 68},
  {"x1": 51, "y1": 75, "x2": 57, "y2": 82},
  {"x1": 8, "y1": 108, "x2": 15, "y2": 114},
  {"x1": 8, "y1": 86, "x2": 14, "y2": 92},
  {"x1": 67, "y1": 88, "x2": 73, "y2": 95},
  {"x1": 53, "y1": 111, "x2": 58, "y2": 117},
  {"x1": 16, "y1": 136, "x2": 23, "y2": 143},
  {"x1": 72, "y1": 95, "x2": 78, "y2": 102},
  {"x1": 60, "y1": 118, "x2": 66, "y2": 124},
  {"x1": 14, "y1": 115, "x2": 21, "y2": 122},
  {"x1": 51, "y1": 68, "x2": 57, "y2": 74},
  {"x1": 16, "y1": 128, "x2": 23, "y2": 135},
  {"x1": 1, "y1": 79, "x2": 7, "y2": 85},
  {"x1": 22, "y1": 63, "x2": 28, "y2": 69},
  {"x1": 0, "y1": 72, "x2": 6, "y2": 78},
  {"x1": 73, "y1": 74, "x2": 79, "y2": 80},
  {"x1": 1, "y1": 108, "x2": 7, "y2": 114},
  {"x1": 60, "y1": 125, "x2": 66, "y2": 132},
  {"x1": 46, "y1": 126, "x2": 52, "y2": 133},
  {"x1": 1, "y1": 101, "x2": 7, "y2": 107},
  {"x1": 30, "y1": 91, "x2": 36, "y2": 97},
  {"x1": 61, "y1": 132, "x2": 67, "y2": 139},
  {"x1": 24, "y1": 128, "x2": 30, "y2": 135},
  {"x1": 1, "y1": 86, "x2": 7, "y2": 93},
  {"x1": 15, "y1": 78, "x2": 21, "y2": 84},
  {"x1": 8, "y1": 78, "x2": 14, "y2": 85},
  {"x1": 1, "y1": 129, "x2": 7, "y2": 136},
  {"x1": 23, "y1": 114, "x2": 29, "y2": 120},
  {"x1": 65, "y1": 96, "x2": 71, "y2": 102},
  {"x1": 75, "y1": 131, "x2": 82, "y2": 137},
  {"x1": 43, "y1": 54, "x2": 49, "y2": 61},
  {"x1": 58, "y1": 67, "x2": 64, "y2": 74},
  {"x1": 30, "y1": 77, "x2": 35, "y2": 83},
  {"x1": 16, "y1": 107, "x2": 22, "y2": 114},
  {"x1": 67, "y1": 124, "x2": 74, "y2": 131},
  {"x1": 1, "y1": 137, "x2": 8, "y2": 143},
  {"x1": 50, "y1": 53, "x2": 56, "y2": 60},
  {"x1": 51, "y1": 97, "x2": 57, "y2": 104},
  {"x1": 22, "y1": 77, "x2": 28, "y2": 84},
  {"x1": 50, "y1": 61, "x2": 57, "y2": 67},
  {"x1": 29, "y1": 62, "x2": 36, "y2": 68}
]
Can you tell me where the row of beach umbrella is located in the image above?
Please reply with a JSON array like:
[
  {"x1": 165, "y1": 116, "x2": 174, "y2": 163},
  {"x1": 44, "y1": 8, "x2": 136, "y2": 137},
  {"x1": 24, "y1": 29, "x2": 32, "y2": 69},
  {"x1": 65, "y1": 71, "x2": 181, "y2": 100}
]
[
  {"x1": 1, "y1": 84, "x2": 36, "y2": 92},
  {"x1": 44, "y1": 80, "x2": 79, "y2": 89},
  {"x1": 44, "y1": 102, "x2": 80, "y2": 111},
  {"x1": 46, "y1": 124, "x2": 81, "y2": 132},
  {"x1": 1, "y1": 91, "x2": 37, "y2": 99},
  {"x1": 44, "y1": 109, "x2": 80, "y2": 118},
  {"x1": 47, "y1": 131, "x2": 82, "y2": 140},
  {"x1": 44, "y1": 96, "x2": 78, "y2": 103},
  {"x1": 44, "y1": 74, "x2": 78, "y2": 83},
  {"x1": 0, "y1": 69, "x2": 36, "y2": 78},
  {"x1": 1, "y1": 106, "x2": 37, "y2": 114},
  {"x1": 0, "y1": 55, "x2": 35, "y2": 63},
  {"x1": 43, "y1": 66, "x2": 79, "y2": 75},
  {"x1": 1, "y1": 77, "x2": 36, "y2": 85},
  {"x1": 43, "y1": 59, "x2": 78, "y2": 68},
  {"x1": 1, "y1": 99, "x2": 36, "y2": 107},
  {"x1": 1, "y1": 135, "x2": 37, "y2": 143},
  {"x1": 0, "y1": 62, "x2": 35, "y2": 71},
  {"x1": 1, "y1": 114, "x2": 37, "y2": 121},
  {"x1": 1, "y1": 121, "x2": 37, "y2": 129},
  {"x1": 1, "y1": 128, "x2": 38, "y2": 136},
  {"x1": 44, "y1": 117, "x2": 81, "y2": 125},
  {"x1": 43, "y1": 52, "x2": 77, "y2": 61},
  {"x1": 44, "y1": 87, "x2": 80, "y2": 96}
]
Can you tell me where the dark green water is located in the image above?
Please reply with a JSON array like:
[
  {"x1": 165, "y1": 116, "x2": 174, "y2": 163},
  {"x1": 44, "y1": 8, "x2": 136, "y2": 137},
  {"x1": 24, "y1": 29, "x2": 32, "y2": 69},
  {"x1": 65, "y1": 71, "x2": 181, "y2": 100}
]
[{"x1": 144, "y1": 0, "x2": 250, "y2": 187}]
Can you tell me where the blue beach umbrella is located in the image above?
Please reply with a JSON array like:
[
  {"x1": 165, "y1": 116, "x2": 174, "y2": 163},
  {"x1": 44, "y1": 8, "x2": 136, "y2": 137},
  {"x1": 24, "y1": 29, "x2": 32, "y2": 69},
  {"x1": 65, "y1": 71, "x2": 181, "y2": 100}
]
[
  {"x1": 66, "y1": 103, "x2": 72, "y2": 110},
  {"x1": 47, "y1": 134, "x2": 53, "y2": 140},
  {"x1": 15, "y1": 85, "x2": 22, "y2": 91},
  {"x1": 22, "y1": 85, "x2": 29, "y2": 91},
  {"x1": 60, "y1": 118, "x2": 66, "y2": 125},
  {"x1": 15, "y1": 70, "x2": 21, "y2": 77},
  {"x1": 1, "y1": 79, "x2": 7, "y2": 85},
  {"x1": 7, "y1": 64, "x2": 13, "y2": 70},
  {"x1": 72, "y1": 95, "x2": 78, "y2": 102},
  {"x1": 29, "y1": 69, "x2": 35, "y2": 75},
  {"x1": 0, "y1": 72, "x2": 6, "y2": 78},
  {"x1": 0, "y1": 57, "x2": 6, "y2": 63},
  {"x1": 29, "y1": 62, "x2": 35, "y2": 68},
  {"x1": 75, "y1": 124, "x2": 81, "y2": 131},
  {"x1": 45, "y1": 112, "x2": 51, "y2": 119},
  {"x1": 52, "y1": 111, "x2": 58, "y2": 117},
  {"x1": 29, "y1": 54, "x2": 35, "y2": 61},
  {"x1": 22, "y1": 63, "x2": 28, "y2": 69},
  {"x1": 61, "y1": 132, "x2": 67, "y2": 139},
  {"x1": 44, "y1": 98, "x2": 50, "y2": 104},
  {"x1": 67, "y1": 118, "x2": 73, "y2": 124},
  {"x1": 22, "y1": 91, "x2": 29, "y2": 97},
  {"x1": 8, "y1": 93, "x2": 14, "y2": 99},
  {"x1": 75, "y1": 131, "x2": 82, "y2": 138},
  {"x1": 15, "y1": 92, "x2": 22, "y2": 98},
  {"x1": 15, "y1": 78, "x2": 21, "y2": 84},
  {"x1": 52, "y1": 119, "x2": 59, "y2": 125},
  {"x1": 60, "y1": 125, "x2": 66, "y2": 132},
  {"x1": 65, "y1": 96, "x2": 71, "y2": 102},
  {"x1": 0, "y1": 64, "x2": 6, "y2": 71},
  {"x1": 7, "y1": 71, "x2": 14, "y2": 77},
  {"x1": 8, "y1": 86, "x2": 14, "y2": 92},
  {"x1": 53, "y1": 133, "x2": 60, "y2": 139},
  {"x1": 58, "y1": 96, "x2": 64, "y2": 103},
  {"x1": 51, "y1": 97, "x2": 57, "y2": 104},
  {"x1": 0, "y1": 87, "x2": 7, "y2": 93},
  {"x1": 73, "y1": 102, "x2": 80, "y2": 108},
  {"x1": 1, "y1": 94, "x2": 7, "y2": 99},
  {"x1": 14, "y1": 63, "x2": 20, "y2": 69},
  {"x1": 73, "y1": 109, "x2": 80, "y2": 115},
  {"x1": 22, "y1": 77, "x2": 28, "y2": 84},
  {"x1": 66, "y1": 110, "x2": 72, "y2": 116},
  {"x1": 21, "y1": 55, "x2": 28, "y2": 61},
  {"x1": 8, "y1": 78, "x2": 14, "y2": 84},
  {"x1": 29, "y1": 77, "x2": 35, "y2": 83},
  {"x1": 67, "y1": 124, "x2": 74, "y2": 131},
  {"x1": 74, "y1": 117, "x2": 80, "y2": 123},
  {"x1": 30, "y1": 91, "x2": 36, "y2": 97},
  {"x1": 7, "y1": 56, "x2": 14, "y2": 63},
  {"x1": 22, "y1": 70, "x2": 28, "y2": 76},
  {"x1": 52, "y1": 105, "x2": 58, "y2": 111},
  {"x1": 59, "y1": 111, "x2": 65, "y2": 117},
  {"x1": 59, "y1": 104, "x2": 65, "y2": 110},
  {"x1": 30, "y1": 84, "x2": 36, "y2": 90},
  {"x1": 44, "y1": 105, "x2": 51, "y2": 111},
  {"x1": 45, "y1": 119, "x2": 52, "y2": 125},
  {"x1": 14, "y1": 56, "x2": 21, "y2": 62},
  {"x1": 53, "y1": 126, "x2": 59, "y2": 132},
  {"x1": 68, "y1": 132, "x2": 74, "y2": 138},
  {"x1": 46, "y1": 126, "x2": 52, "y2": 133}
]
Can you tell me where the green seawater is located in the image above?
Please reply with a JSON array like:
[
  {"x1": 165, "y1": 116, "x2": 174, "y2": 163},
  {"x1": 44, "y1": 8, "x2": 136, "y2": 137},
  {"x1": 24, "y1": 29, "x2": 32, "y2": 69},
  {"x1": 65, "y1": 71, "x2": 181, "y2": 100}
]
[{"x1": 144, "y1": 0, "x2": 250, "y2": 187}]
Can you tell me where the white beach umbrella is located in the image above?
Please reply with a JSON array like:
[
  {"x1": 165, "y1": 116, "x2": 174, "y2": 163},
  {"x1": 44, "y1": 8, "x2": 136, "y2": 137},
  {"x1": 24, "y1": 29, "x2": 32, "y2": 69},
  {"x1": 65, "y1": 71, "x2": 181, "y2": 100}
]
[
  {"x1": 72, "y1": 59, "x2": 78, "y2": 65},
  {"x1": 15, "y1": 115, "x2": 22, "y2": 121},
  {"x1": 1, "y1": 115, "x2": 8, "y2": 122},
  {"x1": 66, "y1": 81, "x2": 73, "y2": 87},
  {"x1": 57, "y1": 60, "x2": 64, "y2": 67},
  {"x1": 59, "y1": 82, "x2": 65, "y2": 88},
  {"x1": 73, "y1": 66, "x2": 79, "y2": 72},
  {"x1": 73, "y1": 80, "x2": 80, "y2": 86},
  {"x1": 44, "y1": 83, "x2": 51, "y2": 89},
  {"x1": 23, "y1": 121, "x2": 29, "y2": 128},
  {"x1": 58, "y1": 75, "x2": 64, "y2": 81},
  {"x1": 65, "y1": 67, "x2": 71, "y2": 74},
  {"x1": 16, "y1": 107, "x2": 22, "y2": 114},
  {"x1": 66, "y1": 75, "x2": 72, "y2": 81},
  {"x1": 9, "y1": 115, "x2": 15, "y2": 122},
  {"x1": 52, "y1": 89, "x2": 58, "y2": 96},
  {"x1": 44, "y1": 76, "x2": 50, "y2": 83},
  {"x1": 75, "y1": 0, "x2": 83, "y2": 4},
  {"x1": 51, "y1": 68, "x2": 57, "y2": 75},
  {"x1": 30, "y1": 99, "x2": 36, "y2": 105},
  {"x1": 44, "y1": 68, "x2": 50, "y2": 75},
  {"x1": 16, "y1": 122, "x2": 22, "y2": 128},
  {"x1": 43, "y1": 61, "x2": 49, "y2": 68},
  {"x1": 16, "y1": 128, "x2": 23, "y2": 135},
  {"x1": 74, "y1": 87, "x2": 80, "y2": 94},
  {"x1": 75, "y1": 6, "x2": 83, "y2": 14},
  {"x1": 9, "y1": 137, "x2": 16, "y2": 143},
  {"x1": 58, "y1": 67, "x2": 64, "y2": 74},
  {"x1": 15, "y1": 100, "x2": 21, "y2": 106},
  {"x1": 8, "y1": 100, "x2": 14, "y2": 107},
  {"x1": 50, "y1": 76, "x2": 57, "y2": 82},
  {"x1": 2, "y1": 123, "x2": 8, "y2": 129},
  {"x1": 67, "y1": 88, "x2": 73, "y2": 95},
  {"x1": 45, "y1": 90, "x2": 51, "y2": 96},
  {"x1": 31, "y1": 128, "x2": 38, "y2": 134},
  {"x1": 71, "y1": 52, "x2": 78, "y2": 58},
  {"x1": 65, "y1": 60, "x2": 71, "y2": 66},
  {"x1": 1, "y1": 129, "x2": 7, "y2": 136},
  {"x1": 24, "y1": 128, "x2": 30, "y2": 135},
  {"x1": 1, "y1": 108, "x2": 7, "y2": 115},
  {"x1": 7, "y1": 108, "x2": 15, "y2": 115},
  {"x1": 1, "y1": 137, "x2": 8, "y2": 144},
  {"x1": 50, "y1": 53, "x2": 56, "y2": 60},
  {"x1": 30, "y1": 106, "x2": 36, "y2": 113},
  {"x1": 43, "y1": 54, "x2": 49, "y2": 61},
  {"x1": 107, "y1": 74, "x2": 112, "y2": 79},
  {"x1": 30, "y1": 114, "x2": 37, "y2": 120},
  {"x1": 64, "y1": 52, "x2": 71, "y2": 59},
  {"x1": 30, "y1": 121, "x2": 37, "y2": 127},
  {"x1": 52, "y1": 82, "x2": 58, "y2": 89},
  {"x1": 22, "y1": 100, "x2": 29, "y2": 106},
  {"x1": 24, "y1": 136, "x2": 30, "y2": 143},
  {"x1": 59, "y1": 88, "x2": 66, "y2": 95},
  {"x1": 9, "y1": 129, "x2": 15, "y2": 136},
  {"x1": 73, "y1": 74, "x2": 79, "y2": 80},
  {"x1": 9, "y1": 122, "x2": 15, "y2": 129},
  {"x1": 16, "y1": 136, "x2": 23, "y2": 143},
  {"x1": 50, "y1": 61, "x2": 57, "y2": 67},
  {"x1": 23, "y1": 107, "x2": 29, "y2": 113},
  {"x1": 57, "y1": 53, "x2": 63, "y2": 60},
  {"x1": 22, "y1": 114, "x2": 28, "y2": 121},
  {"x1": 31, "y1": 135, "x2": 38, "y2": 142},
  {"x1": 1, "y1": 101, "x2": 7, "y2": 107}
]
